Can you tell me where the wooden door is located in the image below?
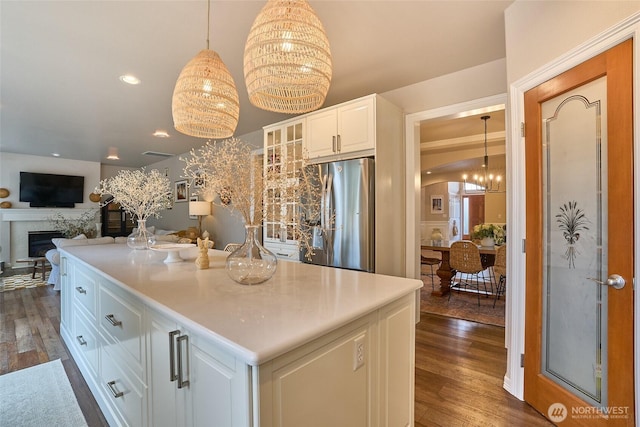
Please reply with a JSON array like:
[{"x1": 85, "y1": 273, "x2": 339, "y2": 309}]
[
  {"x1": 463, "y1": 195, "x2": 485, "y2": 239},
  {"x1": 524, "y1": 40, "x2": 634, "y2": 425}
]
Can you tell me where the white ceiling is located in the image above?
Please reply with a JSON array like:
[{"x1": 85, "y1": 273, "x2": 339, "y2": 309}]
[{"x1": 0, "y1": 0, "x2": 512, "y2": 168}]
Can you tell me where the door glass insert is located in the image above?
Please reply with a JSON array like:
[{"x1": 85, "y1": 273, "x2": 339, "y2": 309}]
[{"x1": 541, "y1": 77, "x2": 608, "y2": 407}]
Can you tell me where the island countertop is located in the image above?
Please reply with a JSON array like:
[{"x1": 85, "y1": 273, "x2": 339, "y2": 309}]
[{"x1": 60, "y1": 243, "x2": 422, "y2": 366}]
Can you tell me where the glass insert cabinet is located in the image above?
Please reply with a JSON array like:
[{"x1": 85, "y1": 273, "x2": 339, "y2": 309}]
[{"x1": 263, "y1": 119, "x2": 304, "y2": 261}]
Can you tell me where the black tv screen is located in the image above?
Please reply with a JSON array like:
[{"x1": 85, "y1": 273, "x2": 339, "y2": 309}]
[{"x1": 19, "y1": 172, "x2": 85, "y2": 207}]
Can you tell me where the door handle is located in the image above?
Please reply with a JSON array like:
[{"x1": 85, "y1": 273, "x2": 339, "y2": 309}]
[
  {"x1": 588, "y1": 274, "x2": 626, "y2": 289},
  {"x1": 169, "y1": 330, "x2": 180, "y2": 382},
  {"x1": 177, "y1": 334, "x2": 190, "y2": 389}
]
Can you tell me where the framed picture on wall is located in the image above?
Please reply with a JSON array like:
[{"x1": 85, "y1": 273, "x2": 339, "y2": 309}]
[
  {"x1": 430, "y1": 195, "x2": 444, "y2": 214},
  {"x1": 175, "y1": 180, "x2": 188, "y2": 202}
]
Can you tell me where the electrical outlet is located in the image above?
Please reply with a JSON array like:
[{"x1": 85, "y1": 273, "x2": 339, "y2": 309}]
[{"x1": 353, "y1": 335, "x2": 365, "y2": 371}]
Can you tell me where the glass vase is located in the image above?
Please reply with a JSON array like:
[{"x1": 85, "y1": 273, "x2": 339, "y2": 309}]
[
  {"x1": 127, "y1": 219, "x2": 156, "y2": 250},
  {"x1": 225, "y1": 225, "x2": 277, "y2": 285}
]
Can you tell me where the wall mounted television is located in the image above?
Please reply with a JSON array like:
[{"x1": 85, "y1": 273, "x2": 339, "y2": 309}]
[{"x1": 19, "y1": 171, "x2": 85, "y2": 207}]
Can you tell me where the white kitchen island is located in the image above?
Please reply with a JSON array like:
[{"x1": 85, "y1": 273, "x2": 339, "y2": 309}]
[{"x1": 59, "y1": 243, "x2": 422, "y2": 427}]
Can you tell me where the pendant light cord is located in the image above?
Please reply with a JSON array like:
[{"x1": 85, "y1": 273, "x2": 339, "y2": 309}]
[{"x1": 206, "y1": 0, "x2": 210, "y2": 50}]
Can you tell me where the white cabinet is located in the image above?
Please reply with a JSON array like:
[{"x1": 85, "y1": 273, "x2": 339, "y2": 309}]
[
  {"x1": 259, "y1": 293, "x2": 416, "y2": 427},
  {"x1": 61, "y1": 249, "x2": 417, "y2": 427},
  {"x1": 263, "y1": 118, "x2": 304, "y2": 261},
  {"x1": 147, "y1": 309, "x2": 252, "y2": 427},
  {"x1": 267, "y1": 93, "x2": 406, "y2": 277},
  {"x1": 305, "y1": 96, "x2": 375, "y2": 160},
  {"x1": 61, "y1": 260, "x2": 148, "y2": 427}
]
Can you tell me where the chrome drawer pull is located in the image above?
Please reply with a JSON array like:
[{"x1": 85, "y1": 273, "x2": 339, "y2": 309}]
[
  {"x1": 107, "y1": 380, "x2": 124, "y2": 398},
  {"x1": 105, "y1": 314, "x2": 122, "y2": 327},
  {"x1": 75, "y1": 286, "x2": 87, "y2": 294},
  {"x1": 169, "y1": 330, "x2": 180, "y2": 382},
  {"x1": 76, "y1": 335, "x2": 87, "y2": 346},
  {"x1": 177, "y1": 334, "x2": 190, "y2": 389}
]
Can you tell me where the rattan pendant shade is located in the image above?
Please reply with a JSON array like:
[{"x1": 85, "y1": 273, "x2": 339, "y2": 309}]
[
  {"x1": 244, "y1": 0, "x2": 332, "y2": 114},
  {"x1": 172, "y1": 49, "x2": 239, "y2": 139}
]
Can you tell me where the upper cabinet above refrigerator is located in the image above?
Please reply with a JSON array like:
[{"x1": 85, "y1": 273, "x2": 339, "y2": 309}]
[{"x1": 305, "y1": 96, "x2": 375, "y2": 160}]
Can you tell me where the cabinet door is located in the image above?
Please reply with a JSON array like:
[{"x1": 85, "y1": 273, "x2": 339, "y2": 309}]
[
  {"x1": 186, "y1": 334, "x2": 252, "y2": 427},
  {"x1": 59, "y1": 255, "x2": 72, "y2": 329},
  {"x1": 337, "y1": 98, "x2": 375, "y2": 154},
  {"x1": 148, "y1": 311, "x2": 185, "y2": 427},
  {"x1": 305, "y1": 108, "x2": 337, "y2": 158}
]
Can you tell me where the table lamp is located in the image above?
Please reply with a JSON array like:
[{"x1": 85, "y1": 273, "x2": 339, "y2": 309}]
[{"x1": 189, "y1": 201, "x2": 211, "y2": 237}]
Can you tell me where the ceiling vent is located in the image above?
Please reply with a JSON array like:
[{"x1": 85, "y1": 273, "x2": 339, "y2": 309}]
[{"x1": 142, "y1": 151, "x2": 174, "y2": 158}]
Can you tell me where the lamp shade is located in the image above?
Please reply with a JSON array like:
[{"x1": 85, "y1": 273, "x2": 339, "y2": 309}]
[
  {"x1": 244, "y1": 0, "x2": 332, "y2": 114},
  {"x1": 172, "y1": 49, "x2": 240, "y2": 139},
  {"x1": 189, "y1": 201, "x2": 211, "y2": 216}
]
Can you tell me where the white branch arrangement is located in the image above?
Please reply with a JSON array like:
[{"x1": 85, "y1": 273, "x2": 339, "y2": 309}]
[
  {"x1": 181, "y1": 137, "x2": 328, "y2": 260},
  {"x1": 94, "y1": 168, "x2": 173, "y2": 221}
]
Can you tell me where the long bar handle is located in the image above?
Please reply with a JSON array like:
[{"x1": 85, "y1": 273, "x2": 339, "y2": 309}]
[
  {"x1": 107, "y1": 380, "x2": 124, "y2": 398},
  {"x1": 336, "y1": 134, "x2": 341, "y2": 152},
  {"x1": 75, "y1": 286, "x2": 86, "y2": 294},
  {"x1": 105, "y1": 314, "x2": 122, "y2": 327},
  {"x1": 169, "y1": 330, "x2": 180, "y2": 382},
  {"x1": 177, "y1": 334, "x2": 190, "y2": 389},
  {"x1": 332, "y1": 135, "x2": 336, "y2": 153}
]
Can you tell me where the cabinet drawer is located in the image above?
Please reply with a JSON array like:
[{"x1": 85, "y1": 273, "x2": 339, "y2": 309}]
[
  {"x1": 101, "y1": 346, "x2": 146, "y2": 427},
  {"x1": 72, "y1": 310, "x2": 100, "y2": 381},
  {"x1": 99, "y1": 284, "x2": 143, "y2": 368},
  {"x1": 73, "y1": 265, "x2": 98, "y2": 319},
  {"x1": 265, "y1": 242, "x2": 300, "y2": 262}
]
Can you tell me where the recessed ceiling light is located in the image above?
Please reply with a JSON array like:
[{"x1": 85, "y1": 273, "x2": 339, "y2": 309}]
[
  {"x1": 51, "y1": 153, "x2": 60, "y2": 157},
  {"x1": 426, "y1": 171, "x2": 432, "y2": 175},
  {"x1": 119, "y1": 74, "x2": 141, "y2": 85},
  {"x1": 106, "y1": 147, "x2": 120, "y2": 160},
  {"x1": 153, "y1": 130, "x2": 170, "y2": 138}
]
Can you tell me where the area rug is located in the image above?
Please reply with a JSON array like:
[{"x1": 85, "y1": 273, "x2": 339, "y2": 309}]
[
  {"x1": 0, "y1": 359, "x2": 87, "y2": 426},
  {"x1": 0, "y1": 273, "x2": 48, "y2": 292},
  {"x1": 420, "y1": 276, "x2": 505, "y2": 327}
]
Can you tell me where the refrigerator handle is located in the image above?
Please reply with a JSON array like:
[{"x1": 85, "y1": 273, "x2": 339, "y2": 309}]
[{"x1": 323, "y1": 172, "x2": 333, "y2": 230}]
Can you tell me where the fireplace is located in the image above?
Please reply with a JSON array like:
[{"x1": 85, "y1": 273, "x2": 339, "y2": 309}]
[{"x1": 28, "y1": 231, "x2": 64, "y2": 257}]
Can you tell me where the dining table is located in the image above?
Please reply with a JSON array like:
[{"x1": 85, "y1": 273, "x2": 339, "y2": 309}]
[{"x1": 421, "y1": 240, "x2": 498, "y2": 296}]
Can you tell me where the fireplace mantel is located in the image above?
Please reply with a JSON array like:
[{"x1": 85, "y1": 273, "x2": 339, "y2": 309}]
[{"x1": 0, "y1": 208, "x2": 97, "y2": 267}]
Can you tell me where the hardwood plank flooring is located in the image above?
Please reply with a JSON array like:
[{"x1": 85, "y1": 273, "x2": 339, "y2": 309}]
[
  {"x1": 415, "y1": 312, "x2": 553, "y2": 426},
  {"x1": 1, "y1": 274, "x2": 551, "y2": 427}
]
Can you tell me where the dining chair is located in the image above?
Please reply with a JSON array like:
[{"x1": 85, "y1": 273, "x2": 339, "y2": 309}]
[
  {"x1": 492, "y1": 244, "x2": 507, "y2": 307},
  {"x1": 223, "y1": 243, "x2": 242, "y2": 252},
  {"x1": 420, "y1": 254, "x2": 441, "y2": 290},
  {"x1": 448, "y1": 240, "x2": 491, "y2": 306}
]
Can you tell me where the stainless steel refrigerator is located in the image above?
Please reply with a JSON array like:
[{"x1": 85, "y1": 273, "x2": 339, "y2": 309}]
[{"x1": 300, "y1": 157, "x2": 375, "y2": 272}]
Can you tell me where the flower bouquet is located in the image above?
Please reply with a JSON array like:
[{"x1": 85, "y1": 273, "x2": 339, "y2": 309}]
[{"x1": 472, "y1": 223, "x2": 505, "y2": 246}]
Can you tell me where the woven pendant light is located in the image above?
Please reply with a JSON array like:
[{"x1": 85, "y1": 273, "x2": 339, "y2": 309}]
[
  {"x1": 172, "y1": 1, "x2": 239, "y2": 139},
  {"x1": 244, "y1": 0, "x2": 332, "y2": 114}
]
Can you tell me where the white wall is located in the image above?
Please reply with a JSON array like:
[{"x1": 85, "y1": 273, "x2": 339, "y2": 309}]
[
  {"x1": 383, "y1": 58, "x2": 506, "y2": 114},
  {"x1": 505, "y1": 1, "x2": 640, "y2": 83}
]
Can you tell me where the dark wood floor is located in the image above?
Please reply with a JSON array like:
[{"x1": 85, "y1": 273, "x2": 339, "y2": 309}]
[{"x1": 1, "y1": 278, "x2": 552, "y2": 426}]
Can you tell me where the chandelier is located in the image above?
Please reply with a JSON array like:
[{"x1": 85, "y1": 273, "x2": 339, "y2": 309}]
[
  {"x1": 244, "y1": 0, "x2": 332, "y2": 114},
  {"x1": 461, "y1": 115, "x2": 503, "y2": 193},
  {"x1": 172, "y1": 0, "x2": 239, "y2": 139}
]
